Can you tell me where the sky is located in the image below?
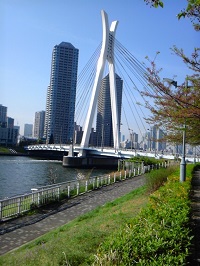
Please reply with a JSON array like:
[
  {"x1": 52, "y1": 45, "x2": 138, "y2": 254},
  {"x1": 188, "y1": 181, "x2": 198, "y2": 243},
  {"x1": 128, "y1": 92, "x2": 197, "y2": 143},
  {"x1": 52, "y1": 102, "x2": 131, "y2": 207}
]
[{"x1": 1, "y1": 0, "x2": 199, "y2": 137}]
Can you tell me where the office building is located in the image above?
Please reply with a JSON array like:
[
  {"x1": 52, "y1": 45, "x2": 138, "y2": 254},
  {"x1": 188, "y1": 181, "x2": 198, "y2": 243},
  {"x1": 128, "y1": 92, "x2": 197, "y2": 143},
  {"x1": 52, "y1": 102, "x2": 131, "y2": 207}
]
[
  {"x1": 44, "y1": 42, "x2": 79, "y2": 144},
  {"x1": 7, "y1": 117, "x2": 14, "y2": 128},
  {"x1": 130, "y1": 131, "x2": 139, "y2": 149},
  {"x1": 34, "y1": 111, "x2": 45, "y2": 139},
  {"x1": 0, "y1": 104, "x2": 19, "y2": 145},
  {"x1": 96, "y1": 73, "x2": 123, "y2": 147},
  {"x1": 24, "y1": 124, "x2": 33, "y2": 138},
  {"x1": 0, "y1": 104, "x2": 7, "y2": 128},
  {"x1": 156, "y1": 128, "x2": 166, "y2": 151}
]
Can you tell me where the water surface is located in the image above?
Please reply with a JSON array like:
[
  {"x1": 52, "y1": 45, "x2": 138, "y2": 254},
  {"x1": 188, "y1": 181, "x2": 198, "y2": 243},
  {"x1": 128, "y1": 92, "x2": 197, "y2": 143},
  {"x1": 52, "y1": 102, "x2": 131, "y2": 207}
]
[{"x1": 0, "y1": 156, "x2": 112, "y2": 199}]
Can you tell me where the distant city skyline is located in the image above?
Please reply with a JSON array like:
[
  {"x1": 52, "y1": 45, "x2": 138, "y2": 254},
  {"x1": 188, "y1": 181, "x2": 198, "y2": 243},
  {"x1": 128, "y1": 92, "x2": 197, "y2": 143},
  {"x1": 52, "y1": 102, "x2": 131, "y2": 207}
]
[{"x1": 1, "y1": 1, "x2": 198, "y2": 137}]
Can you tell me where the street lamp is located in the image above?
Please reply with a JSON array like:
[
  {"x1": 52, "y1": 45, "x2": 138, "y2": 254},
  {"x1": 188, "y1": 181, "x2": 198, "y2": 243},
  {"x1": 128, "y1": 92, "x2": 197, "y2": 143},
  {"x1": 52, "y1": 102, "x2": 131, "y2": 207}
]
[{"x1": 163, "y1": 77, "x2": 187, "y2": 182}]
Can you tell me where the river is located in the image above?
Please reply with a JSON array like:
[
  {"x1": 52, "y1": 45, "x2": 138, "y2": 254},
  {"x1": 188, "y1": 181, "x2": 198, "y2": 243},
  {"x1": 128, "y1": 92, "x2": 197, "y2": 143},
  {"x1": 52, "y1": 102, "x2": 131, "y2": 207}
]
[{"x1": 0, "y1": 156, "x2": 113, "y2": 199}]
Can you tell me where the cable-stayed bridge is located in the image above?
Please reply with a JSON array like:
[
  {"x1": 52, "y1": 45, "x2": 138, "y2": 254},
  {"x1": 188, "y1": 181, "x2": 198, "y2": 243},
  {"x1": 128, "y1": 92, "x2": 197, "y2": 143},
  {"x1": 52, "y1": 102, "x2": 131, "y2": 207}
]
[
  {"x1": 75, "y1": 10, "x2": 150, "y2": 152},
  {"x1": 26, "y1": 144, "x2": 196, "y2": 164},
  {"x1": 26, "y1": 10, "x2": 198, "y2": 166}
]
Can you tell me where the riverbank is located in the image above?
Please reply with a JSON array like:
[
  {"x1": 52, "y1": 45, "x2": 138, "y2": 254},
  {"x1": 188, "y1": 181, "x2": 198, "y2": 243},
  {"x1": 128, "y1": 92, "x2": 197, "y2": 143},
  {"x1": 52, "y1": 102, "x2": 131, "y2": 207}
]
[
  {"x1": 0, "y1": 174, "x2": 147, "y2": 257},
  {"x1": 0, "y1": 165, "x2": 199, "y2": 265},
  {"x1": 0, "y1": 146, "x2": 28, "y2": 156}
]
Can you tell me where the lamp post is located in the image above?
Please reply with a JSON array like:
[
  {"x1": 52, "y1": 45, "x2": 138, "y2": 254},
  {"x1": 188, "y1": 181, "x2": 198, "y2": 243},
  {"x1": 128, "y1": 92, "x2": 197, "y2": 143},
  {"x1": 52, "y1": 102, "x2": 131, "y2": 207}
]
[
  {"x1": 163, "y1": 77, "x2": 187, "y2": 182},
  {"x1": 180, "y1": 122, "x2": 186, "y2": 182}
]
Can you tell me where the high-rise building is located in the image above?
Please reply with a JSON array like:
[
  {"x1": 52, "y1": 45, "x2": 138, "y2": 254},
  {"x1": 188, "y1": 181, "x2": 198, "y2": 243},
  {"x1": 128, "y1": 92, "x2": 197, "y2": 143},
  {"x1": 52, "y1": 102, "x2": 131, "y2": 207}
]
[
  {"x1": 156, "y1": 128, "x2": 166, "y2": 151},
  {"x1": 130, "y1": 131, "x2": 139, "y2": 149},
  {"x1": 0, "y1": 104, "x2": 7, "y2": 128},
  {"x1": 96, "y1": 73, "x2": 123, "y2": 147},
  {"x1": 7, "y1": 117, "x2": 14, "y2": 129},
  {"x1": 34, "y1": 111, "x2": 45, "y2": 139},
  {"x1": 143, "y1": 126, "x2": 166, "y2": 152},
  {"x1": 24, "y1": 124, "x2": 33, "y2": 138},
  {"x1": 0, "y1": 104, "x2": 19, "y2": 145},
  {"x1": 44, "y1": 42, "x2": 79, "y2": 144}
]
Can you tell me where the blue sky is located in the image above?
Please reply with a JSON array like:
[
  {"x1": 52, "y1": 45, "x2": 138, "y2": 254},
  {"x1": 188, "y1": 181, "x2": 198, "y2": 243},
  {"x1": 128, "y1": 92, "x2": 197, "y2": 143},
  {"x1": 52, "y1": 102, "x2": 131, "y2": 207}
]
[{"x1": 1, "y1": 0, "x2": 199, "y2": 137}]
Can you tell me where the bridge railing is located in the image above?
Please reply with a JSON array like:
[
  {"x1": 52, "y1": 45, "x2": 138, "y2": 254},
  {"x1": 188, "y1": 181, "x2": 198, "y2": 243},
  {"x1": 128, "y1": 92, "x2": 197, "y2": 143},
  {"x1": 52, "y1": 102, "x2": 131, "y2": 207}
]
[{"x1": 0, "y1": 161, "x2": 170, "y2": 221}]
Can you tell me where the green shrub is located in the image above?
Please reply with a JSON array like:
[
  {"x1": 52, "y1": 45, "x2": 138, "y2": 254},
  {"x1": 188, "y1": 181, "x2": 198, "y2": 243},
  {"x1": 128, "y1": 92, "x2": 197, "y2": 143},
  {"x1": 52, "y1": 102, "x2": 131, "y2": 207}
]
[
  {"x1": 128, "y1": 156, "x2": 166, "y2": 166},
  {"x1": 93, "y1": 166, "x2": 192, "y2": 265},
  {"x1": 146, "y1": 165, "x2": 178, "y2": 193}
]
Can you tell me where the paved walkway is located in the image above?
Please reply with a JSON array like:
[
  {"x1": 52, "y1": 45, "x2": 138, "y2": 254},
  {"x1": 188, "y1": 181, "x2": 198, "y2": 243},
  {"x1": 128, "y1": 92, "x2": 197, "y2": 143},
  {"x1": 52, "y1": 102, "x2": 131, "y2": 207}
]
[
  {"x1": 0, "y1": 175, "x2": 146, "y2": 255},
  {"x1": 188, "y1": 169, "x2": 200, "y2": 265}
]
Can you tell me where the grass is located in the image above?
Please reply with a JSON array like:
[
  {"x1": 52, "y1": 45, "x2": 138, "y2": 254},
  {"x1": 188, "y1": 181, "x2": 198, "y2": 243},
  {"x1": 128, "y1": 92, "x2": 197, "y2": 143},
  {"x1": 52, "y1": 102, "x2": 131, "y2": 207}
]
[
  {"x1": 0, "y1": 163, "x2": 196, "y2": 265},
  {"x1": 0, "y1": 186, "x2": 148, "y2": 266},
  {"x1": 93, "y1": 164, "x2": 194, "y2": 265},
  {"x1": 0, "y1": 147, "x2": 11, "y2": 153}
]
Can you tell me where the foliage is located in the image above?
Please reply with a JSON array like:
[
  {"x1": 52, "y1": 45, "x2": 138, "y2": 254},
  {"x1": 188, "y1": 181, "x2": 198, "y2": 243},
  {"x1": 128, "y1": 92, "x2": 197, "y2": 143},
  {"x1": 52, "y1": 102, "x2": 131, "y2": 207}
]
[
  {"x1": 177, "y1": 0, "x2": 200, "y2": 31},
  {"x1": 144, "y1": 0, "x2": 164, "y2": 8},
  {"x1": 0, "y1": 146, "x2": 10, "y2": 153},
  {"x1": 145, "y1": 165, "x2": 178, "y2": 192},
  {"x1": 145, "y1": 0, "x2": 200, "y2": 31},
  {"x1": 93, "y1": 166, "x2": 193, "y2": 265},
  {"x1": 143, "y1": 1, "x2": 200, "y2": 146},
  {"x1": 143, "y1": 50, "x2": 200, "y2": 145},
  {"x1": 128, "y1": 155, "x2": 166, "y2": 166}
]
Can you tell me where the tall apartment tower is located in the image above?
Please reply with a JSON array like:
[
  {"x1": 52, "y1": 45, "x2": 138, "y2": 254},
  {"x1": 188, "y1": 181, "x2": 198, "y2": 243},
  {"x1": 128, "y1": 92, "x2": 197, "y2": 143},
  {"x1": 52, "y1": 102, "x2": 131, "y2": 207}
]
[
  {"x1": 96, "y1": 74, "x2": 123, "y2": 147},
  {"x1": 44, "y1": 42, "x2": 79, "y2": 144},
  {"x1": 34, "y1": 111, "x2": 45, "y2": 139}
]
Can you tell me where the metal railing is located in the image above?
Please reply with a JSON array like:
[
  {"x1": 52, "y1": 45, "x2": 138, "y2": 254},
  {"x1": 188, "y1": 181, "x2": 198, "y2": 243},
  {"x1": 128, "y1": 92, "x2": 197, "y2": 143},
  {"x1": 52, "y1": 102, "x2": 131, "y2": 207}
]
[{"x1": 0, "y1": 161, "x2": 170, "y2": 221}]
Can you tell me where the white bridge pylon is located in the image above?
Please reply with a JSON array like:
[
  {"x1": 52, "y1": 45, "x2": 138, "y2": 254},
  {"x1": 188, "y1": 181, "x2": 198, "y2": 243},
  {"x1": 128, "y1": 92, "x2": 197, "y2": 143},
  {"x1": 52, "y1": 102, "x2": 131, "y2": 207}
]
[{"x1": 80, "y1": 10, "x2": 120, "y2": 153}]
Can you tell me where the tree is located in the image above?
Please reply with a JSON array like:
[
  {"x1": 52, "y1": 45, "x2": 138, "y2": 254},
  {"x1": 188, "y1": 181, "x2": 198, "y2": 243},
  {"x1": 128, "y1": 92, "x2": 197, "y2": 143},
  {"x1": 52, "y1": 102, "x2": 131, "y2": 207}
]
[
  {"x1": 142, "y1": 0, "x2": 200, "y2": 145},
  {"x1": 144, "y1": 0, "x2": 200, "y2": 31},
  {"x1": 143, "y1": 53, "x2": 200, "y2": 145},
  {"x1": 177, "y1": 0, "x2": 200, "y2": 31}
]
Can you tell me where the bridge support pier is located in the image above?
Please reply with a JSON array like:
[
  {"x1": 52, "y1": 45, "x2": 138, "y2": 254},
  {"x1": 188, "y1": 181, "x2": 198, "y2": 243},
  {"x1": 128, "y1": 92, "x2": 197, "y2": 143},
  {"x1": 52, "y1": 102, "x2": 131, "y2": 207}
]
[{"x1": 62, "y1": 155, "x2": 118, "y2": 169}]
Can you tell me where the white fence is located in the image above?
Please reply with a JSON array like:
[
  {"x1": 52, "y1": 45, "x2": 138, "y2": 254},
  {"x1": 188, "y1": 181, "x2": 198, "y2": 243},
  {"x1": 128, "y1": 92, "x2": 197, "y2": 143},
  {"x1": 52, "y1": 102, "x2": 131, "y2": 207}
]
[{"x1": 0, "y1": 161, "x2": 169, "y2": 221}]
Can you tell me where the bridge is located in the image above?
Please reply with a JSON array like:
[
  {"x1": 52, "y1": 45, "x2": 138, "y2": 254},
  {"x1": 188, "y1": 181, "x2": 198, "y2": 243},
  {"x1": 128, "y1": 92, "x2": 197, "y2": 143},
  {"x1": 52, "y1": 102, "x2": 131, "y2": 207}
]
[
  {"x1": 26, "y1": 10, "x2": 197, "y2": 167},
  {"x1": 26, "y1": 143, "x2": 197, "y2": 166}
]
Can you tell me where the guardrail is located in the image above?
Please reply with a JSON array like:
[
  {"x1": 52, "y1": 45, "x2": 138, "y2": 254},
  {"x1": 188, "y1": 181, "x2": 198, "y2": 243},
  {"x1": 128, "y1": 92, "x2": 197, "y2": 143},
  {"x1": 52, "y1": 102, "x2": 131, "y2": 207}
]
[{"x1": 0, "y1": 161, "x2": 170, "y2": 221}]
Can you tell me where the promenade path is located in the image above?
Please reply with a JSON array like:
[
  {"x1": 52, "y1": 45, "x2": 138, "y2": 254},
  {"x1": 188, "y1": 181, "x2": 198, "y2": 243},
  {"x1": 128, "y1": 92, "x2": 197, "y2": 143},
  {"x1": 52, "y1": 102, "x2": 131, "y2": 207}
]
[
  {"x1": 189, "y1": 169, "x2": 200, "y2": 265},
  {"x1": 0, "y1": 175, "x2": 146, "y2": 255}
]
